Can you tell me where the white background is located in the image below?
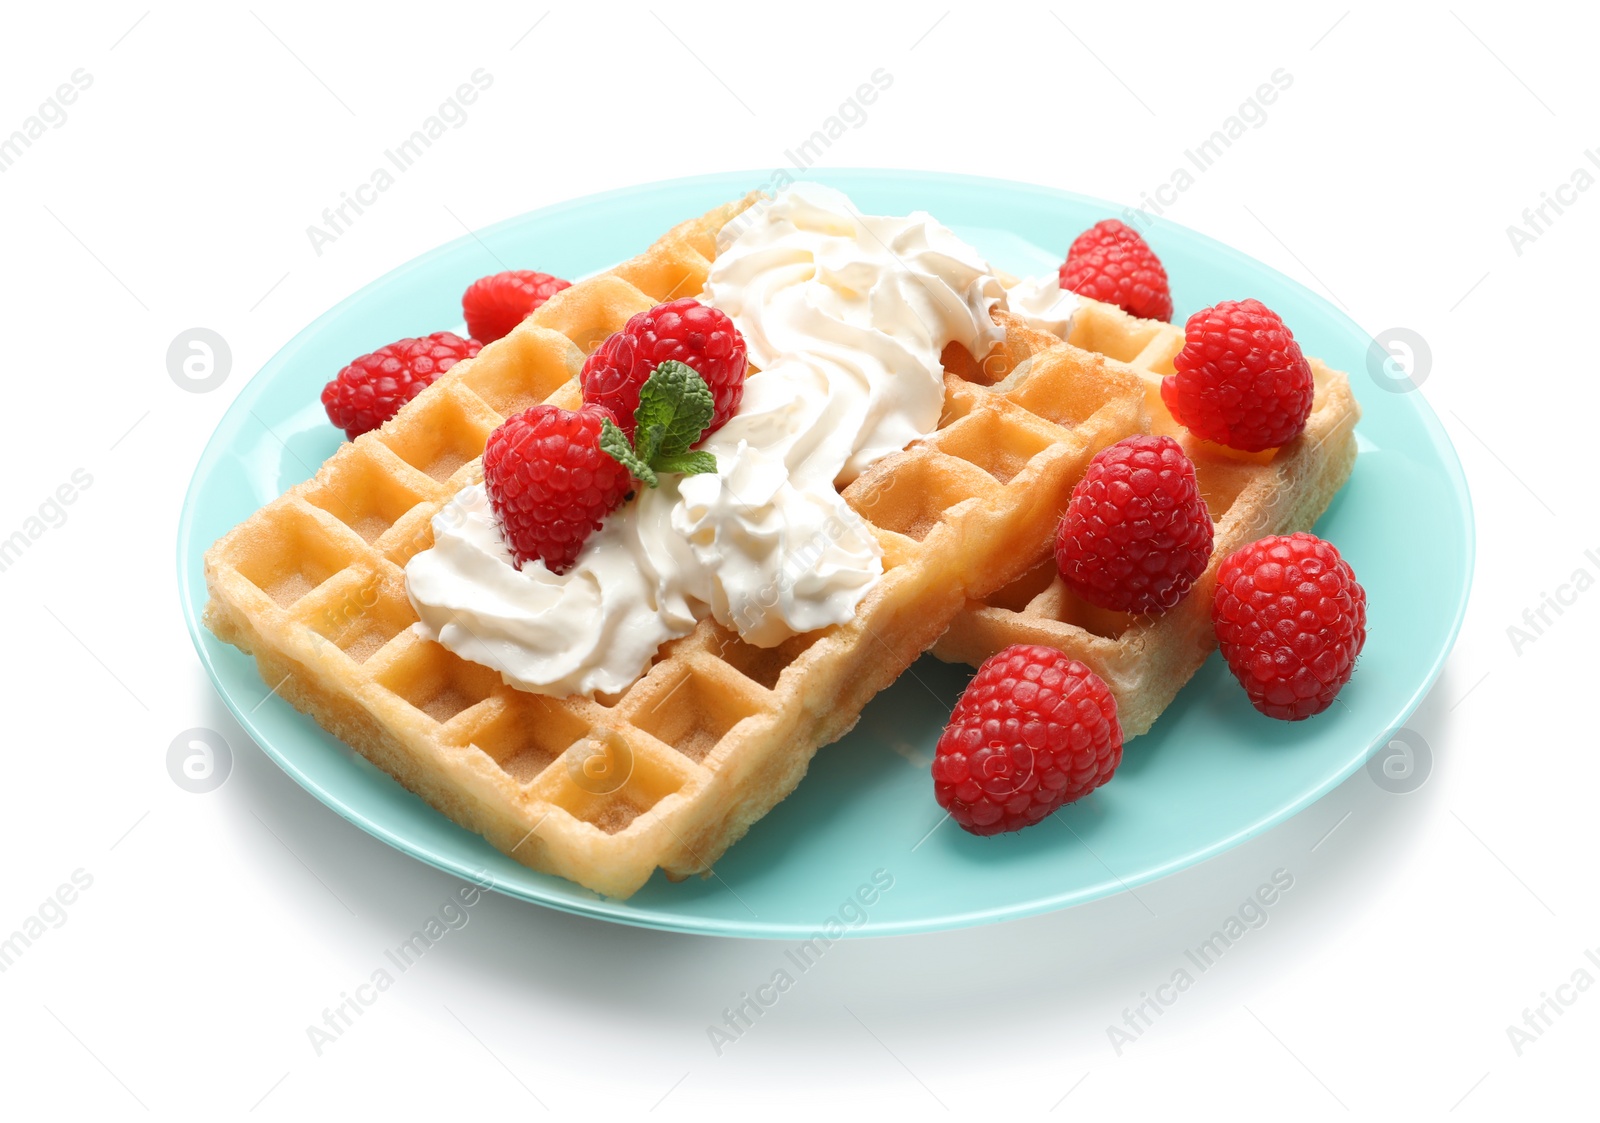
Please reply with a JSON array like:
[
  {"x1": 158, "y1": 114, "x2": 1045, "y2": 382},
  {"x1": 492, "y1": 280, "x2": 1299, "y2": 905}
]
[{"x1": 1, "y1": 2, "x2": 1594, "y2": 1118}]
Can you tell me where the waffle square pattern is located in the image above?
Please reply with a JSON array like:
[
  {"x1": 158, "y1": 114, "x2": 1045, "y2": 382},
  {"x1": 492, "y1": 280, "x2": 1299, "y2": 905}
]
[
  {"x1": 205, "y1": 196, "x2": 1154, "y2": 897},
  {"x1": 936, "y1": 299, "x2": 1360, "y2": 736}
]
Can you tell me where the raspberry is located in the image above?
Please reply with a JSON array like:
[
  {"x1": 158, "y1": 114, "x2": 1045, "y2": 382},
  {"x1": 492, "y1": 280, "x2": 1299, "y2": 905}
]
[
  {"x1": 482, "y1": 404, "x2": 632, "y2": 574},
  {"x1": 1059, "y1": 219, "x2": 1173, "y2": 322},
  {"x1": 1056, "y1": 435, "x2": 1214, "y2": 615},
  {"x1": 462, "y1": 270, "x2": 571, "y2": 344},
  {"x1": 1212, "y1": 532, "x2": 1367, "y2": 721},
  {"x1": 581, "y1": 298, "x2": 746, "y2": 440},
  {"x1": 321, "y1": 331, "x2": 481, "y2": 440},
  {"x1": 932, "y1": 645, "x2": 1123, "y2": 836},
  {"x1": 1162, "y1": 299, "x2": 1314, "y2": 452}
]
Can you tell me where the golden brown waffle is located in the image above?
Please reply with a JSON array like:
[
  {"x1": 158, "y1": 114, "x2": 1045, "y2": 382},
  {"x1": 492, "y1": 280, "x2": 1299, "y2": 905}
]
[
  {"x1": 933, "y1": 298, "x2": 1361, "y2": 737},
  {"x1": 203, "y1": 199, "x2": 1148, "y2": 898}
]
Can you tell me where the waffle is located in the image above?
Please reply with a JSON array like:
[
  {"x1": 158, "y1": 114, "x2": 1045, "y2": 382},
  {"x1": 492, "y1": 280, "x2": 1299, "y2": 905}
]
[
  {"x1": 934, "y1": 298, "x2": 1361, "y2": 737},
  {"x1": 203, "y1": 198, "x2": 1149, "y2": 898}
]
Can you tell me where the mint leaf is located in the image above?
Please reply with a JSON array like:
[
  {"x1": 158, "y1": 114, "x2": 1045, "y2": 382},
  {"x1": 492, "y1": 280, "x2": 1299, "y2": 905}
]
[
  {"x1": 598, "y1": 416, "x2": 657, "y2": 488},
  {"x1": 598, "y1": 361, "x2": 720, "y2": 490},
  {"x1": 634, "y1": 360, "x2": 714, "y2": 462},
  {"x1": 651, "y1": 450, "x2": 717, "y2": 478}
]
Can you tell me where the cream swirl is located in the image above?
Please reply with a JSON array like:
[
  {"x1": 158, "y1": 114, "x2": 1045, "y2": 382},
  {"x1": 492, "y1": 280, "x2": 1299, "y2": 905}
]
[
  {"x1": 1003, "y1": 273, "x2": 1081, "y2": 337},
  {"x1": 406, "y1": 182, "x2": 1012, "y2": 696},
  {"x1": 403, "y1": 486, "x2": 687, "y2": 697}
]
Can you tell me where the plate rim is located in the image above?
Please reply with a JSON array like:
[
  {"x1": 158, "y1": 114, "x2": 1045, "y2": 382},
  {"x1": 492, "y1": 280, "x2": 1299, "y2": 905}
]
[{"x1": 176, "y1": 167, "x2": 1475, "y2": 938}]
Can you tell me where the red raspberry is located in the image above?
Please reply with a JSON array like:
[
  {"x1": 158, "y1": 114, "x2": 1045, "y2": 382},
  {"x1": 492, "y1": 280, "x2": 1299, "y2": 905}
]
[
  {"x1": 1212, "y1": 532, "x2": 1367, "y2": 721},
  {"x1": 321, "y1": 331, "x2": 481, "y2": 440},
  {"x1": 1056, "y1": 435, "x2": 1214, "y2": 615},
  {"x1": 932, "y1": 645, "x2": 1123, "y2": 836},
  {"x1": 580, "y1": 298, "x2": 746, "y2": 440},
  {"x1": 462, "y1": 270, "x2": 571, "y2": 344},
  {"x1": 1162, "y1": 299, "x2": 1314, "y2": 452},
  {"x1": 1059, "y1": 219, "x2": 1174, "y2": 322},
  {"x1": 482, "y1": 404, "x2": 632, "y2": 574}
]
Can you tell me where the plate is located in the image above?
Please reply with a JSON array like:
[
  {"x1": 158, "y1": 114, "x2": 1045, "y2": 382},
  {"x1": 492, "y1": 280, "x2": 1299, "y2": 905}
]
[{"x1": 177, "y1": 170, "x2": 1472, "y2": 938}]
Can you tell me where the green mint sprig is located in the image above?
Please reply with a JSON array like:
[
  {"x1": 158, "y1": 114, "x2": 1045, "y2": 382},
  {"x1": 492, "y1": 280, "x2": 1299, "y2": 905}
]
[{"x1": 598, "y1": 360, "x2": 718, "y2": 488}]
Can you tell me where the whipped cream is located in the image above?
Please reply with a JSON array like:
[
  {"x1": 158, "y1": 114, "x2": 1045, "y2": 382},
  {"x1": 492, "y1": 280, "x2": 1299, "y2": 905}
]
[
  {"x1": 407, "y1": 183, "x2": 1049, "y2": 696},
  {"x1": 1003, "y1": 274, "x2": 1080, "y2": 337}
]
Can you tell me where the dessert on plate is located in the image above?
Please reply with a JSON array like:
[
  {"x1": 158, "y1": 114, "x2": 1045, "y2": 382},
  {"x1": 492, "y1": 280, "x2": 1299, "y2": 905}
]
[
  {"x1": 935, "y1": 295, "x2": 1359, "y2": 736},
  {"x1": 206, "y1": 184, "x2": 1153, "y2": 896},
  {"x1": 204, "y1": 182, "x2": 1364, "y2": 897}
]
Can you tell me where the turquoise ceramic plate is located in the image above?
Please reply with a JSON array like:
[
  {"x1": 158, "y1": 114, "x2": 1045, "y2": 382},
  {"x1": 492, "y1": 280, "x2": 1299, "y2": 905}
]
[{"x1": 178, "y1": 170, "x2": 1472, "y2": 938}]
